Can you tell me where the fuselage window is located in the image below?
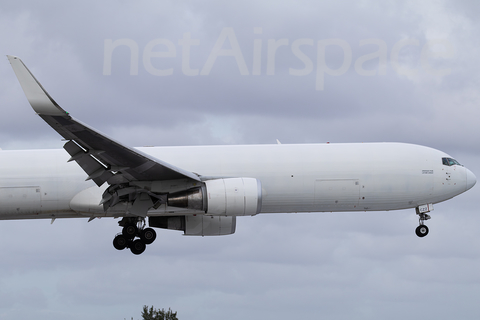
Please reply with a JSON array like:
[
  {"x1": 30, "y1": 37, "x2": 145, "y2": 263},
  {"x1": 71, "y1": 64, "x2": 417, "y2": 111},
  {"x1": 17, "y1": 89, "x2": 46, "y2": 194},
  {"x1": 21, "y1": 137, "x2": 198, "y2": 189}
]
[{"x1": 442, "y1": 157, "x2": 462, "y2": 166}]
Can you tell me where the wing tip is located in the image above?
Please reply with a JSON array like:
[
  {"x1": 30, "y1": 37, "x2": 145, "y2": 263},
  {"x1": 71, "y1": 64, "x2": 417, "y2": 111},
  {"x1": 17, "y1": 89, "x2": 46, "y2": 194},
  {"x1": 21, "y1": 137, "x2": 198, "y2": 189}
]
[
  {"x1": 6, "y1": 55, "x2": 20, "y2": 64},
  {"x1": 8, "y1": 55, "x2": 68, "y2": 117}
]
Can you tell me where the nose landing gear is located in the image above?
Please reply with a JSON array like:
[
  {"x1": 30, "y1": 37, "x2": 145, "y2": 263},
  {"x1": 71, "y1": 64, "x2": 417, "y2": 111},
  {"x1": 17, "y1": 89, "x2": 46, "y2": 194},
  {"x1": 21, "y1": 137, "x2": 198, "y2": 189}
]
[
  {"x1": 415, "y1": 206, "x2": 431, "y2": 238},
  {"x1": 113, "y1": 217, "x2": 157, "y2": 255}
]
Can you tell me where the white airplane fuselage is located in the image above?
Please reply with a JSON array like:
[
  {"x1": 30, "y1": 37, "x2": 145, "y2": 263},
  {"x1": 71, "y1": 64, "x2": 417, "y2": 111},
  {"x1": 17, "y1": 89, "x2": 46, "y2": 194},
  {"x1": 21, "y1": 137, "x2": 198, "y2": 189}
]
[{"x1": 0, "y1": 142, "x2": 475, "y2": 220}]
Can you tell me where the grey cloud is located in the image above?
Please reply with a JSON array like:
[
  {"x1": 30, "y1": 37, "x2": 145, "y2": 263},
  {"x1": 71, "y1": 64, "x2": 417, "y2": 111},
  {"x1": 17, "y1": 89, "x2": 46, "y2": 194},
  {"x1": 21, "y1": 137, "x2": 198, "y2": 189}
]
[{"x1": 1, "y1": 1, "x2": 480, "y2": 320}]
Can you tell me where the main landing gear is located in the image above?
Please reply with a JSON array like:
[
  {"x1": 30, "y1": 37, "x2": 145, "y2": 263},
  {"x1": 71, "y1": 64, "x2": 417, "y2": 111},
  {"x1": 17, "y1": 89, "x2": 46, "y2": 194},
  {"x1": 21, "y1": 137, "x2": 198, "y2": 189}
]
[
  {"x1": 113, "y1": 217, "x2": 157, "y2": 255},
  {"x1": 415, "y1": 211, "x2": 431, "y2": 238}
]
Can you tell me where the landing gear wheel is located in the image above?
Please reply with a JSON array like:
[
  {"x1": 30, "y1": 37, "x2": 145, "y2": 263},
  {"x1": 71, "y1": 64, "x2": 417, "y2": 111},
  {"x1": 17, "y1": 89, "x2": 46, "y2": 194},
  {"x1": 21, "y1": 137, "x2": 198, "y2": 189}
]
[
  {"x1": 140, "y1": 228, "x2": 157, "y2": 245},
  {"x1": 122, "y1": 224, "x2": 138, "y2": 239},
  {"x1": 113, "y1": 234, "x2": 128, "y2": 250},
  {"x1": 130, "y1": 239, "x2": 146, "y2": 255},
  {"x1": 415, "y1": 225, "x2": 429, "y2": 237}
]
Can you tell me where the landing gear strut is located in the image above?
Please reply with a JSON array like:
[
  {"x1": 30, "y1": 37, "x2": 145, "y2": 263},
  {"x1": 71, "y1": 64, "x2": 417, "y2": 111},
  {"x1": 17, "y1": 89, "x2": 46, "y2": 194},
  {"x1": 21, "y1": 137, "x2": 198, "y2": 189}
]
[
  {"x1": 113, "y1": 217, "x2": 157, "y2": 255},
  {"x1": 415, "y1": 211, "x2": 431, "y2": 238}
]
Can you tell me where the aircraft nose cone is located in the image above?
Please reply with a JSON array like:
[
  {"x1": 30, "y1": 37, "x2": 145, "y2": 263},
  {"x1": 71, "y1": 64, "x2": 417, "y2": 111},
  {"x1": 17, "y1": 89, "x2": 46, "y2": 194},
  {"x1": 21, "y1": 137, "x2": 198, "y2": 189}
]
[{"x1": 466, "y1": 168, "x2": 477, "y2": 191}]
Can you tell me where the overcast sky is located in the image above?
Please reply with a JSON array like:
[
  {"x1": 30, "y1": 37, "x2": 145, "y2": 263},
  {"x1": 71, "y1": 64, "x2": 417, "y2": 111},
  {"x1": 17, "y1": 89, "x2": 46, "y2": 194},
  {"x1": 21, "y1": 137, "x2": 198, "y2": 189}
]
[{"x1": 1, "y1": 0, "x2": 480, "y2": 319}]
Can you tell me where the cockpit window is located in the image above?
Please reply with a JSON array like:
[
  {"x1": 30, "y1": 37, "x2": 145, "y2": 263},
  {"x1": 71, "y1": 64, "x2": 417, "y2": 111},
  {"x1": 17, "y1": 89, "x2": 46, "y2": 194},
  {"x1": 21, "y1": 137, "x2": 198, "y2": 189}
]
[{"x1": 442, "y1": 157, "x2": 462, "y2": 166}]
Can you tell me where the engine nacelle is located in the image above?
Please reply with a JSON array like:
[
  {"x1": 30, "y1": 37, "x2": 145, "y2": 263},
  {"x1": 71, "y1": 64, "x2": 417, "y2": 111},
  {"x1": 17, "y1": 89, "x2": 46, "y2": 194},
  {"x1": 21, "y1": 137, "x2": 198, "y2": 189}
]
[
  {"x1": 167, "y1": 178, "x2": 262, "y2": 216},
  {"x1": 205, "y1": 178, "x2": 262, "y2": 216}
]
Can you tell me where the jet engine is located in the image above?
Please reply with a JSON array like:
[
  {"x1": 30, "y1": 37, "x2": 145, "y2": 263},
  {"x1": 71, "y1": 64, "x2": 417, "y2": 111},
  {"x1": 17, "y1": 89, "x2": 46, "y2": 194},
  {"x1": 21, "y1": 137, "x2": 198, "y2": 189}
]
[{"x1": 167, "y1": 177, "x2": 262, "y2": 216}]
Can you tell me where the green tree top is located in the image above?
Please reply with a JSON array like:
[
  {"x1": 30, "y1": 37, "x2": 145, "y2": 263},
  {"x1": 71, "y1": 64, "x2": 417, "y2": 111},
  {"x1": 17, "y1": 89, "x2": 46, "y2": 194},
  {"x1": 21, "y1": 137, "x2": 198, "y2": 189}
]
[{"x1": 141, "y1": 305, "x2": 178, "y2": 320}]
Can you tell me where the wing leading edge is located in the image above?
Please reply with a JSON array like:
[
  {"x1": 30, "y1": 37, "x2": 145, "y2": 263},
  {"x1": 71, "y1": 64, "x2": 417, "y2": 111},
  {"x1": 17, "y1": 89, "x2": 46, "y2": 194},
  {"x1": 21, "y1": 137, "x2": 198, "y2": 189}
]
[{"x1": 8, "y1": 55, "x2": 201, "y2": 216}]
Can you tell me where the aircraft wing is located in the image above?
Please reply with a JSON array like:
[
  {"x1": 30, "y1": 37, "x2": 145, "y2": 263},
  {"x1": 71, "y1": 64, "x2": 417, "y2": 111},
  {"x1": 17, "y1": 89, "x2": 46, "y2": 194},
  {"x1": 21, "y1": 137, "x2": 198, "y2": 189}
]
[{"x1": 7, "y1": 55, "x2": 201, "y2": 187}]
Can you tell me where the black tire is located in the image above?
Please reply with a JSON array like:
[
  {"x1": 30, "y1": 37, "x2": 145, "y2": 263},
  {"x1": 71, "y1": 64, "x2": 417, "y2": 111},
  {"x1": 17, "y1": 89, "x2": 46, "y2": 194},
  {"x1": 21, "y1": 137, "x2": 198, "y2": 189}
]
[
  {"x1": 415, "y1": 225, "x2": 429, "y2": 237},
  {"x1": 122, "y1": 224, "x2": 138, "y2": 239},
  {"x1": 130, "y1": 239, "x2": 146, "y2": 255},
  {"x1": 113, "y1": 234, "x2": 128, "y2": 250},
  {"x1": 140, "y1": 228, "x2": 157, "y2": 245}
]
